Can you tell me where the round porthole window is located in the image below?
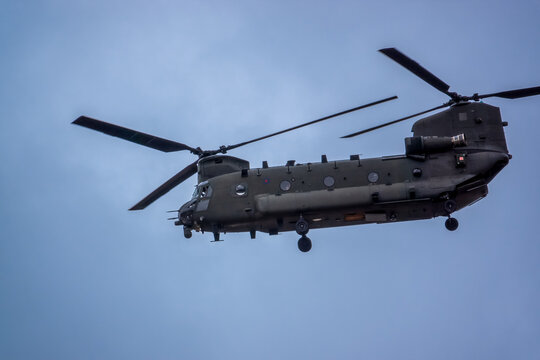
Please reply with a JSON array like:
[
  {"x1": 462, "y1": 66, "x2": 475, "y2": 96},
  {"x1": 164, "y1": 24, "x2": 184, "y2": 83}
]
[
  {"x1": 323, "y1": 176, "x2": 335, "y2": 187},
  {"x1": 280, "y1": 180, "x2": 291, "y2": 191},
  {"x1": 235, "y1": 184, "x2": 247, "y2": 196},
  {"x1": 368, "y1": 172, "x2": 379, "y2": 183}
]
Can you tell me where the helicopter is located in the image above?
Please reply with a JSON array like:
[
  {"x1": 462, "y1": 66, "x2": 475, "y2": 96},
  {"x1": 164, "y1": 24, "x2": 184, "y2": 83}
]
[{"x1": 73, "y1": 48, "x2": 540, "y2": 252}]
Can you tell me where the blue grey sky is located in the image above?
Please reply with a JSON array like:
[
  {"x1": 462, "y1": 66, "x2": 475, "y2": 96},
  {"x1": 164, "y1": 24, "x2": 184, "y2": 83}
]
[{"x1": 1, "y1": 0, "x2": 540, "y2": 359}]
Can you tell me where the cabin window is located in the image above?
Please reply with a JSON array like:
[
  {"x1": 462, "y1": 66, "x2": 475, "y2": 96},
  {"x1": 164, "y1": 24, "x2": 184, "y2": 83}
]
[
  {"x1": 235, "y1": 184, "x2": 247, "y2": 196},
  {"x1": 368, "y1": 172, "x2": 379, "y2": 183},
  {"x1": 280, "y1": 180, "x2": 291, "y2": 191},
  {"x1": 323, "y1": 176, "x2": 335, "y2": 187}
]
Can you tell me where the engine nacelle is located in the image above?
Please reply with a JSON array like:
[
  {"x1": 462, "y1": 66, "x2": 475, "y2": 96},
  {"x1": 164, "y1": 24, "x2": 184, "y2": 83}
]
[{"x1": 405, "y1": 134, "x2": 466, "y2": 155}]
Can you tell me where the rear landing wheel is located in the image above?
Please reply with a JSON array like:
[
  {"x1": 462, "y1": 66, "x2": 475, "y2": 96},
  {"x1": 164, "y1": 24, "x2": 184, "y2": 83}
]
[
  {"x1": 298, "y1": 236, "x2": 312, "y2": 252},
  {"x1": 445, "y1": 217, "x2": 459, "y2": 231}
]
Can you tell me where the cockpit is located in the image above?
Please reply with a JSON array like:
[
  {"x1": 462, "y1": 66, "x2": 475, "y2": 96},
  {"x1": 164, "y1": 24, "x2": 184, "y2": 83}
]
[{"x1": 192, "y1": 181, "x2": 213, "y2": 199}]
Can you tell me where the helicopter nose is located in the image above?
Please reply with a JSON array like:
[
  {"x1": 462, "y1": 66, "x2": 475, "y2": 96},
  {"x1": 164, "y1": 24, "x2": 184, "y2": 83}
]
[
  {"x1": 179, "y1": 200, "x2": 197, "y2": 226},
  {"x1": 180, "y1": 210, "x2": 192, "y2": 226}
]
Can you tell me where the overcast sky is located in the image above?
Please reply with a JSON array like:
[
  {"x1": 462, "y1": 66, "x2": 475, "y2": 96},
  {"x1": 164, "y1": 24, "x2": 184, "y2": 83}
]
[{"x1": 1, "y1": 1, "x2": 540, "y2": 359}]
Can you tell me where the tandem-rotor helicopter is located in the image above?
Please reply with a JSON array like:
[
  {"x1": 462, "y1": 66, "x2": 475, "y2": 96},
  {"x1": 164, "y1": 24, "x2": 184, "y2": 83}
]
[{"x1": 73, "y1": 48, "x2": 540, "y2": 252}]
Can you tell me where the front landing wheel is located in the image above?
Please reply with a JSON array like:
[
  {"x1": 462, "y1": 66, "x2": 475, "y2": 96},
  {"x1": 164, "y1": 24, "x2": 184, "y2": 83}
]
[
  {"x1": 445, "y1": 217, "x2": 459, "y2": 231},
  {"x1": 298, "y1": 236, "x2": 312, "y2": 252}
]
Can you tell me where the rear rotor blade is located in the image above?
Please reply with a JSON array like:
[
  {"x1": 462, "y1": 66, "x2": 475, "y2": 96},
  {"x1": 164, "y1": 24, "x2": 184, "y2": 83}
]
[
  {"x1": 129, "y1": 160, "x2": 198, "y2": 210},
  {"x1": 379, "y1": 48, "x2": 453, "y2": 98},
  {"x1": 477, "y1": 86, "x2": 540, "y2": 100},
  {"x1": 225, "y1": 95, "x2": 398, "y2": 151},
  {"x1": 341, "y1": 103, "x2": 448, "y2": 138},
  {"x1": 73, "y1": 116, "x2": 202, "y2": 155}
]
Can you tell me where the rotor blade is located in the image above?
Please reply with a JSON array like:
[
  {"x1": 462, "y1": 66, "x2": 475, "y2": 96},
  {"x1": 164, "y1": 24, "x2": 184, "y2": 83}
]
[
  {"x1": 129, "y1": 160, "x2": 198, "y2": 211},
  {"x1": 73, "y1": 116, "x2": 202, "y2": 155},
  {"x1": 224, "y1": 96, "x2": 398, "y2": 151},
  {"x1": 379, "y1": 48, "x2": 453, "y2": 97},
  {"x1": 341, "y1": 103, "x2": 448, "y2": 138},
  {"x1": 477, "y1": 86, "x2": 540, "y2": 100}
]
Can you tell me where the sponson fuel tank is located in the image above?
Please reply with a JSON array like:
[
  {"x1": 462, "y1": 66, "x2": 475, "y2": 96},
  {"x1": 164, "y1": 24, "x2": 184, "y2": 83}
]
[{"x1": 255, "y1": 183, "x2": 409, "y2": 215}]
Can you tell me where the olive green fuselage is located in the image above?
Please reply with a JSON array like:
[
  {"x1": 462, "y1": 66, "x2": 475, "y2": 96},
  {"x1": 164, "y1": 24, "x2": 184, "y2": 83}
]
[{"x1": 179, "y1": 102, "x2": 510, "y2": 236}]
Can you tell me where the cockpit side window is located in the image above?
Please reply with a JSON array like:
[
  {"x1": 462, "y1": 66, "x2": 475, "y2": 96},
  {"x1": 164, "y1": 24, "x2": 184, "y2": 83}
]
[
  {"x1": 200, "y1": 184, "x2": 212, "y2": 198},
  {"x1": 193, "y1": 182, "x2": 213, "y2": 199}
]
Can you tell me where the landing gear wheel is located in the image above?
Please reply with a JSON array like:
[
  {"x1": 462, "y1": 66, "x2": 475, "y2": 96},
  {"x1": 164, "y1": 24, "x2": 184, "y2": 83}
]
[
  {"x1": 183, "y1": 227, "x2": 192, "y2": 239},
  {"x1": 445, "y1": 217, "x2": 459, "y2": 231},
  {"x1": 295, "y1": 218, "x2": 309, "y2": 235},
  {"x1": 298, "y1": 236, "x2": 312, "y2": 252},
  {"x1": 444, "y1": 199, "x2": 457, "y2": 214}
]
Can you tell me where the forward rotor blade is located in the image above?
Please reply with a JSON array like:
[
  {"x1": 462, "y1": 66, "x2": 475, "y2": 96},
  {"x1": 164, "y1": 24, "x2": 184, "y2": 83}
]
[
  {"x1": 129, "y1": 160, "x2": 198, "y2": 211},
  {"x1": 379, "y1": 48, "x2": 453, "y2": 97},
  {"x1": 477, "y1": 86, "x2": 540, "y2": 100},
  {"x1": 341, "y1": 103, "x2": 448, "y2": 138},
  {"x1": 73, "y1": 116, "x2": 202, "y2": 155},
  {"x1": 225, "y1": 96, "x2": 398, "y2": 151}
]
